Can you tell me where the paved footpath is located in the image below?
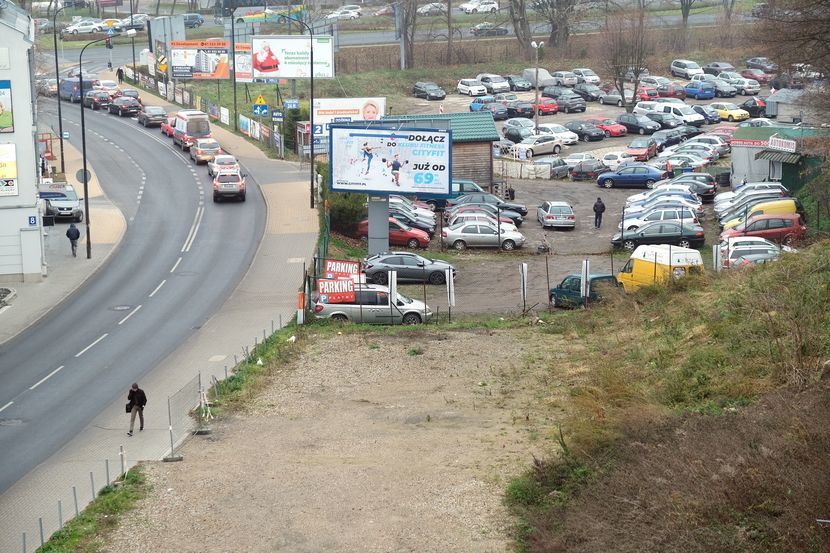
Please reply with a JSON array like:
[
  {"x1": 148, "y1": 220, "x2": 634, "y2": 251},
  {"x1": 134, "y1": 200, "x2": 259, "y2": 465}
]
[{"x1": 0, "y1": 77, "x2": 318, "y2": 552}]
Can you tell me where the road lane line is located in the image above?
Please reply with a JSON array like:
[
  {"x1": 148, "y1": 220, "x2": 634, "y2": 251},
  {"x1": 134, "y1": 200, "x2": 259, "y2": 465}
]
[
  {"x1": 75, "y1": 334, "x2": 108, "y2": 358},
  {"x1": 0, "y1": 401, "x2": 13, "y2": 413},
  {"x1": 30, "y1": 366, "x2": 65, "y2": 390},
  {"x1": 118, "y1": 304, "x2": 143, "y2": 325},
  {"x1": 170, "y1": 256, "x2": 182, "y2": 273},
  {"x1": 182, "y1": 205, "x2": 204, "y2": 253},
  {"x1": 149, "y1": 279, "x2": 166, "y2": 297}
]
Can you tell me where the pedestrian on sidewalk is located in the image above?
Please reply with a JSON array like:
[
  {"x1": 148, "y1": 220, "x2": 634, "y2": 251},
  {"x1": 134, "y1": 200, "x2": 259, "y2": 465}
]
[
  {"x1": 593, "y1": 197, "x2": 606, "y2": 229},
  {"x1": 116, "y1": 67, "x2": 124, "y2": 84},
  {"x1": 126, "y1": 383, "x2": 147, "y2": 436},
  {"x1": 65, "y1": 223, "x2": 80, "y2": 257}
]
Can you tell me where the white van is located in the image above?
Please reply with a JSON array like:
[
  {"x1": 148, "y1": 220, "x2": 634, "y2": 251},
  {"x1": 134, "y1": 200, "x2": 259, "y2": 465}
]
[
  {"x1": 632, "y1": 101, "x2": 659, "y2": 115},
  {"x1": 657, "y1": 104, "x2": 705, "y2": 126},
  {"x1": 172, "y1": 110, "x2": 211, "y2": 150}
]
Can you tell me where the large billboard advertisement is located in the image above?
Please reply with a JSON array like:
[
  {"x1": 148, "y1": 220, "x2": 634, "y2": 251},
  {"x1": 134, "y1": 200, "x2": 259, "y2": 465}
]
[
  {"x1": 312, "y1": 98, "x2": 386, "y2": 137},
  {"x1": 251, "y1": 36, "x2": 334, "y2": 79},
  {"x1": 171, "y1": 40, "x2": 231, "y2": 79},
  {"x1": 0, "y1": 144, "x2": 18, "y2": 197},
  {"x1": 329, "y1": 126, "x2": 452, "y2": 197},
  {"x1": 234, "y1": 43, "x2": 253, "y2": 83}
]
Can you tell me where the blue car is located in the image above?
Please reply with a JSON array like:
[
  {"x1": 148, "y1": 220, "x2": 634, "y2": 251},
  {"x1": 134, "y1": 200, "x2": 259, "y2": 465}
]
[
  {"x1": 684, "y1": 81, "x2": 716, "y2": 100},
  {"x1": 692, "y1": 104, "x2": 722, "y2": 124},
  {"x1": 469, "y1": 96, "x2": 496, "y2": 112},
  {"x1": 596, "y1": 163, "x2": 668, "y2": 189}
]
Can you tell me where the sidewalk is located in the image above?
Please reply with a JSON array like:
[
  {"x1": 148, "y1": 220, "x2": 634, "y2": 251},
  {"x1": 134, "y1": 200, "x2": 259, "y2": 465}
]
[{"x1": 0, "y1": 79, "x2": 318, "y2": 551}]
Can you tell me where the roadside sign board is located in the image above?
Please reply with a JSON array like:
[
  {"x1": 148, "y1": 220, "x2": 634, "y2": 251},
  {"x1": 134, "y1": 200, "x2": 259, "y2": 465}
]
[
  {"x1": 271, "y1": 109, "x2": 284, "y2": 123},
  {"x1": 255, "y1": 94, "x2": 267, "y2": 105},
  {"x1": 253, "y1": 104, "x2": 268, "y2": 116},
  {"x1": 284, "y1": 98, "x2": 299, "y2": 109}
]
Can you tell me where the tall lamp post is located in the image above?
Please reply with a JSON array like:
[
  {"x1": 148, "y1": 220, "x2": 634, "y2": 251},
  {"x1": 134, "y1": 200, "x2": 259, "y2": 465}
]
[
  {"x1": 52, "y1": 5, "x2": 68, "y2": 174},
  {"x1": 278, "y1": 14, "x2": 316, "y2": 210},
  {"x1": 79, "y1": 29, "x2": 136, "y2": 260},
  {"x1": 531, "y1": 40, "x2": 544, "y2": 132}
]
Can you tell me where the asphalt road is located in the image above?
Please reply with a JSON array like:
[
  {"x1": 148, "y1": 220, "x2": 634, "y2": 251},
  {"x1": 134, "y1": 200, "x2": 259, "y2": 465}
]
[{"x1": 0, "y1": 99, "x2": 266, "y2": 493}]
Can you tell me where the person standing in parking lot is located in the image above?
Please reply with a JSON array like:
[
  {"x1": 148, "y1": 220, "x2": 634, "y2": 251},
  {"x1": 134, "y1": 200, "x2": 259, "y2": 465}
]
[
  {"x1": 593, "y1": 197, "x2": 606, "y2": 229},
  {"x1": 66, "y1": 223, "x2": 80, "y2": 257}
]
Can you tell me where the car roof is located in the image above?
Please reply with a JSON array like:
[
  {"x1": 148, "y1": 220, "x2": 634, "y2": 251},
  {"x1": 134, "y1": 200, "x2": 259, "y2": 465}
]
[{"x1": 544, "y1": 201, "x2": 572, "y2": 207}]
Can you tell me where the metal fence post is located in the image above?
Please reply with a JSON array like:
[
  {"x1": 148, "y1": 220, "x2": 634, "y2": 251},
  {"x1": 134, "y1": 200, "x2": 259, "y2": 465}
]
[
  {"x1": 22, "y1": 532, "x2": 25, "y2": 553},
  {"x1": 105, "y1": 458, "x2": 110, "y2": 486},
  {"x1": 120, "y1": 445, "x2": 126, "y2": 475},
  {"x1": 224, "y1": 365, "x2": 228, "y2": 379},
  {"x1": 72, "y1": 486, "x2": 79, "y2": 516},
  {"x1": 90, "y1": 471, "x2": 96, "y2": 499},
  {"x1": 279, "y1": 314, "x2": 282, "y2": 329},
  {"x1": 163, "y1": 395, "x2": 183, "y2": 462},
  {"x1": 38, "y1": 518, "x2": 44, "y2": 546},
  {"x1": 58, "y1": 499, "x2": 63, "y2": 529}
]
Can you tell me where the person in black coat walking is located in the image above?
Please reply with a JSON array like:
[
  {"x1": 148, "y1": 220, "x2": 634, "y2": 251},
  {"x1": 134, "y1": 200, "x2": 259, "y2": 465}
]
[
  {"x1": 127, "y1": 383, "x2": 147, "y2": 436},
  {"x1": 66, "y1": 223, "x2": 81, "y2": 257},
  {"x1": 593, "y1": 197, "x2": 606, "y2": 229},
  {"x1": 116, "y1": 67, "x2": 124, "y2": 84}
]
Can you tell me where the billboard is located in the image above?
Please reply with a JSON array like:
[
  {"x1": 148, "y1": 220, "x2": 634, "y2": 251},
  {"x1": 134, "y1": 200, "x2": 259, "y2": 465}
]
[
  {"x1": 0, "y1": 144, "x2": 18, "y2": 197},
  {"x1": 251, "y1": 36, "x2": 334, "y2": 79},
  {"x1": 324, "y1": 259, "x2": 360, "y2": 280},
  {"x1": 329, "y1": 126, "x2": 452, "y2": 197},
  {"x1": 234, "y1": 43, "x2": 253, "y2": 83},
  {"x1": 171, "y1": 40, "x2": 230, "y2": 79},
  {"x1": 0, "y1": 80, "x2": 13, "y2": 133},
  {"x1": 318, "y1": 278, "x2": 355, "y2": 304},
  {"x1": 313, "y1": 98, "x2": 386, "y2": 137}
]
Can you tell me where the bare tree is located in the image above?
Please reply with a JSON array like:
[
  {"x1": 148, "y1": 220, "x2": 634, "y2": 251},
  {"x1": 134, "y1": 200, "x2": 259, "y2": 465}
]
[
  {"x1": 600, "y1": 6, "x2": 652, "y2": 112},
  {"x1": 446, "y1": 0, "x2": 453, "y2": 64},
  {"x1": 721, "y1": 0, "x2": 738, "y2": 20},
  {"x1": 507, "y1": 0, "x2": 533, "y2": 52},
  {"x1": 530, "y1": 0, "x2": 579, "y2": 48},
  {"x1": 399, "y1": 0, "x2": 419, "y2": 69},
  {"x1": 679, "y1": 0, "x2": 698, "y2": 26}
]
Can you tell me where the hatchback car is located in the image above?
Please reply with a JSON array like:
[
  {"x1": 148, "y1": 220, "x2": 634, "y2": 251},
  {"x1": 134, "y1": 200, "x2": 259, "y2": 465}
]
[
  {"x1": 572, "y1": 67, "x2": 600, "y2": 84},
  {"x1": 136, "y1": 105, "x2": 167, "y2": 127},
  {"x1": 476, "y1": 73, "x2": 510, "y2": 93},
  {"x1": 469, "y1": 96, "x2": 497, "y2": 112},
  {"x1": 684, "y1": 81, "x2": 716, "y2": 100},
  {"x1": 554, "y1": 93, "x2": 586, "y2": 113},
  {"x1": 739, "y1": 97, "x2": 766, "y2": 117},
  {"x1": 709, "y1": 102, "x2": 750, "y2": 121},
  {"x1": 505, "y1": 75, "x2": 533, "y2": 91},
  {"x1": 570, "y1": 159, "x2": 609, "y2": 181},
  {"x1": 671, "y1": 59, "x2": 704, "y2": 79},
  {"x1": 612, "y1": 221, "x2": 706, "y2": 250},
  {"x1": 357, "y1": 218, "x2": 430, "y2": 249},
  {"x1": 572, "y1": 83, "x2": 603, "y2": 101},
  {"x1": 108, "y1": 96, "x2": 140, "y2": 116},
  {"x1": 212, "y1": 170, "x2": 246, "y2": 202},
  {"x1": 363, "y1": 252, "x2": 455, "y2": 285},
  {"x1": 413, "y1": 81, "x2": 446, "y2": 100},
  {"x1": 457, "y1": 79, "x2": 487, "y2": 96},
  {"x1": 442, "y1": 221, "x2": 525, "y2": 250},
  {"x1": 692, "y1": 104, "x2": 722, "y2": 124},
  {"x1": 600, "y1": 88, "x2": 635, "y2": 106},
  {"x1": 83, "y1": 90, "x2": 110, "y2": 110},
  {"x1": 740, "y1": 68, "x2": 770, "y2": 84},
  {"x1": 190, "y1": 138, "x2": 223, "y2": 164},
  {"x1": 600, "y1": 151, "x2": 634, "y2": 171},
  {"x1": 552, "y1": 71, "x2": 578, "y2": 86},
  {"x1": 207, "y1": 154, "x2": 240, "y2": 177},
  {"x1": 720, "y1": 213, "x2": 806, "y2": 244},
  {"x1": 620, "y1": 206, "x2": 699, "y2": 231},
  {"x1": 533, "y1": 157, "x2": 570, "y2": 179},
  {"x1": 626, "y1": 137, "x2": 658, "y2": 160},
  {"x1": 597, "y1": 164, "x2": 667, "y2": 189},
  {"x1": 586, "y1": 117, "x2": 627, "y2": 137},
  {"x1": 532, "y1": 98, "x2": 559, "y2": 115},
  {"x1": 535, "y1": 123, "x2": 578, "y2": 144},
  {"x1": 549, "y1": 274, "x2": 618, "y2": 308},
  {"x1": 645, "y1": 112, "x2": 683, "y2": 129},
  {"x1": 564, "y1": 121, "x2": 605, "y2": 142},
  {"x1": 505, "y1": 100, "x2": 534, "y2": 118},
  {"x1": 313, "y1": 284, "x2": 431, "y2": 325},
  {"x1": 617, "y1": 113, "x2": 661, "y2": 135},
  {"x1": 537, "y1": 201, "x2": 576, "y2": 229}
]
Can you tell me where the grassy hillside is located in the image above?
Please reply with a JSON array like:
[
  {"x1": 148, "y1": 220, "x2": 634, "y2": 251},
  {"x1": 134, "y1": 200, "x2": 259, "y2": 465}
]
[{"x1": 508, "y1": 242, "x2": 830, "y2": 552}]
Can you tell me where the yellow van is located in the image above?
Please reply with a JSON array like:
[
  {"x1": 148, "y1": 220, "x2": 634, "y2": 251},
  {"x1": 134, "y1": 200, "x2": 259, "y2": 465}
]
[
  {"x1": 721, "y1": 198, "x2": 802, "y2": 230},
  {"x1": 616, "y1": 244, "x2": 704, "y2": 293}
]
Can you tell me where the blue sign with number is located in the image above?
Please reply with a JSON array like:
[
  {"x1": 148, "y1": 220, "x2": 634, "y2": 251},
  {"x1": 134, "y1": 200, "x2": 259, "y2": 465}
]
[
  {"x1": 28, "y1": 216, "x2": 37, "y2": 226},
  {"x1": 253, "y1": 104, "x2": 268, "y2": 116},
  {"x1": 271, "y1": 109, "x2": 284, "y2": 123},
  {"x1": 284, "y1": 98, "x2": 299, "y2": 109}
]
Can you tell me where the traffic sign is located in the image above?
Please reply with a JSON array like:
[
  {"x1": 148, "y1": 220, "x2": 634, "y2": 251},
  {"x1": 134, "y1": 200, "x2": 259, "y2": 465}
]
[
  {"x1": 62, "y1": 131, "x2": 70, "y2": 140},
  {"x1": 284, "y1": 98, "x2": 299, "y2": 109},
  {"x1": 253, "y1": 104, "x2": 268, "y2": 116},
  {"x1": 75, "y1": 168, "x2": 91, "y2": 184},
  {"x1": 271, "y1": 109, "x2": 284, "y2": 123},
  {"x1": 254, "y1": 94, "x2": 267, "y2": 105},
  {"x1": 106, "y1": 27, "x2": 115, "y2": 36}
]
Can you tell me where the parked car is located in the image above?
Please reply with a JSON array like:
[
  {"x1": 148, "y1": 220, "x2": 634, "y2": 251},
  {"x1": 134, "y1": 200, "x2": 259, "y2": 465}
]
[
  {"x1": 720, "y1": 213, "x2": 807, "y2": 244},
  {"x1": 627, "y1": 185, "x2": 701, "y2": 207},
  {"x1": 570, "y1": 159, "x2": 609, "y2": 181},
  {"x1": 597, "y1": 164, "x2": 667, "y2": 189},
  {"x1": 612, "y1": 221, "x2": 706, "y2": 250},
  {"x1": 730, "y1": 78, "x2": 760, "y2": 95},
  {"x1": 447, "y1": 203, "x2": 523, "y2": 226},
  {"x1": 364, "y1": 252, "x2": 454, "y2": 285},
  {"x1": 488, "y1": 102, "x2": 509, "y2": 120},
  {"x1": 703, "y1": 61, "x2": 735, "y2": 75},
  {"x1": 656, "y1": 82, "x2": 687, "y2": 99},
  {"x1": 83, "y1": 90, "x2": 110, "y2": 109},
  {"x1": 470, "y1": 22, "x2": 508, "y2": 35},
  {"x1": 442, "y1": 221, "x2": 525, "y2": 250},
  {"x1": 671, "y1": 59, "x2": 704, "y2": 79},
  {"x1": 645, "y1": 112, "x2": 683, "y2": 129},
  {"x1": 522, "y1": 67, "x2": 557, "y2": 88},
  {"x1": 586, "y1": 117, "x2": 627, "y2": 137},
  {"x1": 357, "y1": 218, "x2": 430, "y2": 248},
  {"x1": 651, "y1": 129, "x2": 685, "y2": 151},
  {"x1": 692, "y1": 104, "x2": 722, "y2": 124},
  {"x1": 739, "y1": 97, "x2": 766, "y2": 117},
  {"x1": 533, "y1": 157, "x2": 571, "y2": 178},
  {"x1": 477, "y1": 73, "x2": 511, "y2": 93},
  {"x1": 746, "y1": 57, "x2": 777, "y2": 72},
  {"x1": 457, "y1": 79, "x2": 487, "y2": 95},
  {"x1": 537, "y1": 200, "x2": 576, "y2": 228},
  {"x1": 710, "y1": 78, "x2": 738, "y2": 97},
  {"x1": 620, "y1": 206, "x2": 699, "y2": 232},
  {"x1": 552, "y1": 71, "x2": 578, "y2": 86},
  {"x1": 600, "y1": 88, "x2": 635, "y2": 106},
  {"x1": 120, "y1": 13, "x2": 150, "y2": 30},
  {"x1": 61, "y1": 19, "x2": 101, "y2": 36},
  {"x1": 532, "y1": 98, "x2": 559, "y2": 115},
  {"x1": 190, "y1": 138, "x2": 223, "y2": 164},
  {"x1": 417, "y1": 2, "x2": 447, "y2": 15},
  {"x1": 494, "y1": 92, "x2": 518, "y2": 105},
  {"x1": 313, "y1": 284, "x2": 431, "y2": 325},
  {"x1": 207, "y1": 154, "x2": 240, "y2": 177},
  {"x1": 626, "y1": 137, "x2": 658, "y2": 160},
  {"x1": 617, "y1": 113, "x2": 661, "y2": 135},
  {"x1": 573, "y1": 82, "x2": 603, "y2": 101},
  {"x1": 448, "y1": 192, "x2": 528, "y2": 216},
  {"x1": 40, "y1": 183, "x2": 84, "y2": 222},
  {"x1": 449, "y1": 212, "x2": 517, "y2": 232},
  {"x1": 599, "y1": 151, "x2": 634, "y2": 171},
  {"x1": 624, "y1": 66, "x2": 650, "y2": 81},
  {"x1": 107, "y1": 96, "x2": 140, "y2": 116},
  {"x1": 374, "y1": 5, "x2": 395, "y2": 16},
  {"x1": 684, "y1": 81, "x2": 716, "y2": 100},
  {"x1": 535, "y1": 123, "x2": 578, "y2": 144},
  {"x1": 554, "y1": 92, "x2": 586, "y2": 113},
  {"x1": 136, "y1": 105, "x2": 167, "y2": 126},
  {"x1": 677, "y1": 125, "x2": 705, "y2": 140},
  {"x1": 502, "y1": 100, "x2": 531, "y2": 118},
  {"x1": 709, "y1": 102, "x2": 750, "y2": 121},
  {"x1": 564, "y1": 121, "x2": 605, "y2": 142},
  {"x1": 740, "y1": 68, "x2": 770, "y2": 84},
  {"x1": 549, "y1": 273, "x2": 618, "y2": 308},
  {"x1": 182, "y1": 13, "x2": 204, "y2": 28},
  {"x1": 684, "y1": 135, "x2": 730, "y2": 156},
  {"x1": 541, "y1": 85, "x2": 570, "y2": 99},
  {"x1": 464, "y1": 0, "x2": 499, "y2": 13},
  {"x1": 503, "y1": 126, "x2": 534, "y2": 144},
  {"x1": 511, "y1": 135, "x2": 563, "y2": 158},
  {"x1": 506, "y1": 74, "x2": 533, "y2": 91},
  {"x1": 413, "y1": 81, "x2": 446, "y2": 100},
  {"x1": 563, "y1": 152, "x2": 597, "y2": 169},
  {"x1": 92, "y1": 18, "x2": 123, "y2": 32},
  {"x1": 469, "y1": 95, "x2": 497, "y2": 112},
  {"x1": 572, "y1": 67, "x2": 600, "y2": 84}
]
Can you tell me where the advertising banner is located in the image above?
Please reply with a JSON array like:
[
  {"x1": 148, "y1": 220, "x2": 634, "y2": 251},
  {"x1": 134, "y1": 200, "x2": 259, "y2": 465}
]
[
  {"x1": 234, "y1": 43, "x2": 253, "y2": 83},
  {"x1": 0, "y1": 144, "x2": 18, "y2": 197},
  {"x1": 312, "y1": 98, "x2": 385, "y2": 137},
  {"x1": 171, "y1": 40, "x2": 230, "y2": 79},
  {"x1": 329, "y1": 126, "x2": 452, "y2": 196},
  {"x1": 318, "y1": 278, "x2": 355, "y2": 304},
  {"x1": 220, "y1": 107, "x2": 230, "y2": 125},
  {"x1": 251, "y1": 36, "x2": 334, "y2": 80},
  {"x1": 0, "y1": 80, "x2": 13, "y2": 133},
  {"x1": 239, "y1": 115, "x2": 250, "y2": 136},
  {"x1": 324, "y1": 259, "x2": 360, "y2": 279}
]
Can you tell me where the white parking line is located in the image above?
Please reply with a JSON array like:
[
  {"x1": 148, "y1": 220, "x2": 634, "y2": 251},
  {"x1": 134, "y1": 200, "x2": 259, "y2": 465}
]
[
  {"x1": 29, "y1": 365, "x2": 64, "y2": 390},
  {"x1": 118, "y1": 304, "x2": 143, "y2": 325},
  {"x1": 170, "y1": 256, "x2": 182, "y2": 273},
  {"x1": 75, "y1": 334, "x2": 108, "y2": 358},
  {"x1": 148, "y1": 279, "x2": 166, "y2": 298},
  {"x1": 0, "y1": 401, "x2": 13, "y2": 414}
]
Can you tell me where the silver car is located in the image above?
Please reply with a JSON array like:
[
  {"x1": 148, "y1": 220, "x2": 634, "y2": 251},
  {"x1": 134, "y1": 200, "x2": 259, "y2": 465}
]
[
  {"x1": 313, "y1": 284, "x2": 432, "y2": 325},
  {"x1": 537, "y1": 201, "x2": 576, "y2": 229},
  {"x1": 442, "y1": 221, "x2": 526, "y2": 250}
]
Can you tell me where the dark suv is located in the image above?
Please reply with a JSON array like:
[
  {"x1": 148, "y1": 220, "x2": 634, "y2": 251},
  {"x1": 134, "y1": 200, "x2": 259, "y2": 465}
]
[
  {"x1": 182, "y1": 13, "x2": 204, "y2": 28},
  {"x1": 555, "y1": 92, "x2": 586, "y2": 113},
  {"x1": 413, "y1": 81, "x2": 446, "y2": 100},
  {"x1": 617, "y1": 113, "x2": 660, "y2": 134}
]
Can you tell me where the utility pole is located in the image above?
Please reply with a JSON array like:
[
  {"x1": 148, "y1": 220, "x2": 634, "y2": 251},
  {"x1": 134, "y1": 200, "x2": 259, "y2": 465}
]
[{"x1": 531, "y1": 41, "x2": 543, "y2": 131}]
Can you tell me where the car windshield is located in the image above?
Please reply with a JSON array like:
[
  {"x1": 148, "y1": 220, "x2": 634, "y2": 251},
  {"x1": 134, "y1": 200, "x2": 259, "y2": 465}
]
[
  {"x1": 519, "y1": 138, "x2": 538, "y2": 145},
  {"x1": 686, "y1": 61, "x2": 701, "y2": 69},
  {"x1": 397, "y1": 293, "x2": 414, "y2": 305},
  {"x1": 217, "y1": 174, "x2": 239, "y2": 183},
  {"x1": 200, "y1": 141, "x2": 220, "y2": 149},
  {"x1": 630, "y1": 139, "x2": 650, "y2": 147},
  {"x1": 634, "y1": 116, "x2": 652, "y2": 124},
  {"x1": 425, "y1": 84, "x2": 441, "y2": 90},
  {"x1": 145, "y1": 107, "x2": 165, "y2": 114},
  {"x1": 489, "y1": 76, "x2": 506, "y2": 83},
  {"x1": 675, "y1": 106, "x2": 695, "y2": 115},
  {"x1": 722, "y1": 103, "x2": 739, "y2": 110},
  {"x1": 580, "y1": 69, "x2": 596, "y2": 76}
]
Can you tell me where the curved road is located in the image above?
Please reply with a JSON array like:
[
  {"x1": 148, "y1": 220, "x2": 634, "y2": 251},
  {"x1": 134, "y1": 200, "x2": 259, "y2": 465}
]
[{"x1": 0, "y1": 99, "x2": 265, "y2": 493}]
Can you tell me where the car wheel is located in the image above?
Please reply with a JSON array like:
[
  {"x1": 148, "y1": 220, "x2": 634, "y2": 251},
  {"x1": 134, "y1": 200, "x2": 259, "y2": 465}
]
[
  {"x1": 694, "y1": 94, "x2": 700, "y2": 100},
  {"x1": 331, "y1": 314, "x2": 348, "y2": 322},
  {"x1": 407, "y1": 238, "x2": 420, "y2": 249},
  {"x1": 604, "y1": 130, "x2": 611, "y2": 138},
  {"x1": 453, "y1": 240, "x2": 466, "y2": 251},
  {"x1": 623, "y1": 239, "x2": 636, "y2": 250},
  {"x1": 72, "y1": 29, "x2": 78, "y2": 34},
  {"x1": 639, "y1": 128, "x2": 645, "y2": 135},
  {"x1": 75, "y1": 212, "x2": 84, "y2": 223},
  {"x1": 783, "y1": 234, "x2": 795, "y2": 245},
  {"x1": 645, "y1": 179, "x2": 655, "y2": 188},
  {"x1": 678, "y1": 239, "x2": 691, "y2": 248},
  {"x1": 553, "y1": 145, "x2": 561, "y2": 154},
  {"x1": 728, "y1": 115, "x2": 734, "y2": 121},
  {"x1": 564, "y1": 106, "x2": 570, "y2": 113},
  {"x1": 428, "y1": 271, "x2": 446, "y2": 285},
  {"x1": 240, "y1": 193, "x2": 246, "y2": 202},
  {"x1": 603, "y1": 178, "x2": 614, "y2": 188},
  {"x1": 582, "y1": 135, "x2": 590, "y2": 142},
  {"x1": 617, "y1": 100, "x2": 623, "y2": 107},
  {"x1": 538, "y1": 109, "x2": 544, "y2": 116},
  {"x1": 402, "y1": 312, "x2": 422, "y2": 325},
  {"x1": 526, "y1": 149, "x2": 533, "y2": 158},
  {"x1": 373, "y1": 271, "x2": 388, "y2": 285},
  {"x1": 501, "y1": 239, "x2": 516, "y2": 251},
  {"x1": 472, "y1": 8, "x2": 478, "y2": 12}
]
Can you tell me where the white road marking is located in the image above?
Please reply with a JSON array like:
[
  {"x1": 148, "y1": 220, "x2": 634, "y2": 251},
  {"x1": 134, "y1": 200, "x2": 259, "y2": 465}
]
[
  {"x1": 287, "y1": 258, "x2": 306, "y2": 263},
  {"x1": 148, "y1": 279, "x2": 166, "y2": 298},
  {"x1": 0, "y1": 401, "x2": 13, "y2": 413},
  {"x1": 75, "y1": 333, "x2": 108, "y2": 357},
  {"x1": 181, "y1": 206, "x2": 204, "y2": 253},
  {"x1": 118, "y1": 304, "x2": 142, "y2": 325},
  {"x1": 0, "y1": 305, "x2": 11, "y2": 315},
  {"x1": 29, "y1": 366, "x2": 65, "y2": 390},
  {"x1": 170, "y1": 256, "x2": 182, "y2": 273}
]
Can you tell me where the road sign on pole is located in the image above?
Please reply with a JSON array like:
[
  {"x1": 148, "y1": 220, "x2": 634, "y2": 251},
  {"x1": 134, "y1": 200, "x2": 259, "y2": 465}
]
[
  {"x1": 253, "y1": 104, "x2": 268, "y2": 116},
  {"x1": 271, "y1": 109, "x2": 284, "y2": 123},
  {"x1": 284, "y1": 98, "x2": 299, "y2": 109},
  {"x1": 106, "y1": 27, "x2": 115, "y2": 36},
  {"x1": 254, "y1": 94, "x2": 267, "y2": 105}
]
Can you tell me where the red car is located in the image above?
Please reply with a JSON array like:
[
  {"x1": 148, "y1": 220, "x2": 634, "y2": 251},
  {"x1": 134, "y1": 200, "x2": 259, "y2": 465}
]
[
  {"x1": 532, "y1": 98, "x2": 559, "y2": 115},
  {"x1": 740, "y1": 68, "x2": 770, "y2": 84},
  {"x1": 161, "y1": 114, "x2": 177, "y2": 137},
  {"x1": 586, "y1": 117, "x2": 627, "y2": 137},
  {"x1": 719, "y1": 213, "x2": 807, "y2": 244},
  {"x1": 657, "y1": 82, "x2": 687, "y2": 99},
  {"x1": 626, "y1": 137, "x2": 657, "y2": 160},
  {"x1": 635, "y1": 85, "x2": 659, "y2": 101},
  {"x1": 356, "y1": 217, "x2": 430, "y2": 249}
]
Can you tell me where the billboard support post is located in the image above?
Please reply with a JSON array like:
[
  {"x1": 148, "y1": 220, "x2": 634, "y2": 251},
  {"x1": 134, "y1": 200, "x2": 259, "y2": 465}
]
[{"x1": 231, "y1": 13, "x2": 238, "y2": 130}]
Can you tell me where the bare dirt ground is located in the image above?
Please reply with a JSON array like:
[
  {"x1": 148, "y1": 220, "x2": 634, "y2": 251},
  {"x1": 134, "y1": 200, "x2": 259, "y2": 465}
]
[{"x1": 104, "y1": 328, "x2": 573, "y2": 552}]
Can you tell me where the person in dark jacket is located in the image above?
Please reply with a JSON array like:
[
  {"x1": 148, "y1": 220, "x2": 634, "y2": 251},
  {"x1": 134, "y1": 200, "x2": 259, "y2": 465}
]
[
  {"x1": 66, "y1": 223, "x2": 81, "y2": 257},
  {"x1": 127, "y1": 383, "x2": 147, "y2": 436},
  {"x1": 116, "y1": 67, "x2": 124, "y2": 84},
  {"x1": 593, "y1": 197, "x2": 606, "y2": 229}
]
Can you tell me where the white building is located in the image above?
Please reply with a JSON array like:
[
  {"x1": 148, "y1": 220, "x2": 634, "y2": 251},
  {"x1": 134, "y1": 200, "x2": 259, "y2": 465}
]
[{"x1": 0, "y1": 5, "x2": 45, "y2": 281}]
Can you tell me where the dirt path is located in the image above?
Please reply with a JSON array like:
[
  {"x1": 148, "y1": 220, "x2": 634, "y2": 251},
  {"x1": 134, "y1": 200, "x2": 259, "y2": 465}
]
[{"x1": 104, "y1": 328, "x2": 567, "y2": 552}]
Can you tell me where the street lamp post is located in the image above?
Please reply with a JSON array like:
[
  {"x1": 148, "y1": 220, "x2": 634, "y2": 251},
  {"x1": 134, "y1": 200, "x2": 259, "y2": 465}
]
[
  {"x1": 79, "y1": 30, "x2": 136, "y2": 260},
  {"x1": 531, "y1": 40, "x2": 544, "y2": 132},
  {"x1": 52, "y1": 5, "x2": 68, "y2": 174}
]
